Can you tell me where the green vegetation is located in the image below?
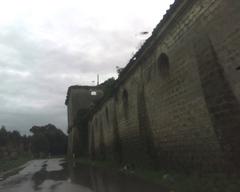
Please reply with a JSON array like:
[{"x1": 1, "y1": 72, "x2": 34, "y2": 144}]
[
  {"x1": 73, "y1": 158, "x2": 240, "y2": 192},
  {"x1": 0, "y1": 126, "x2": 30, "y2": 152},
  {"x1": 74, "y1": 158, "x2": 118, "y2": 170},
  {"x1": 30, "y1": 124, "x2": 68, "y2": 157},
  {"x1": 0, "y1": 124, "x2": 67, "y2": 173},
  {"x1": 0, "y1": 155, "x2": 31, "y2": 174},
  {"x1": 99, "y1": 77, "x2": 116, "y2": 98},
  {"x1": 134, "y1": 169, "x2": 240, "y2": 192},
  {"x1": 0, "y1": 126, "x2": 31, "y2": 175}
]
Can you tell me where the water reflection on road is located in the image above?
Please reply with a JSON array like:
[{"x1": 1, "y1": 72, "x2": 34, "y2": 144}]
[{"x1": 0, "y1": 158, "x2": 167, "y2": 192}]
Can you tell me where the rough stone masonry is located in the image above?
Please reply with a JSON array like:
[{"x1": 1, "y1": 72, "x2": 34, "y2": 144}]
[{"x1": 65, "y1": 0, "x2": 240, "y2": 171}]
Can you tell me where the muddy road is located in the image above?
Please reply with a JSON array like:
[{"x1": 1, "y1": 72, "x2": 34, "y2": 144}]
[{"x1": 0, "y1": 158, "x2": 167, "y2": 192}]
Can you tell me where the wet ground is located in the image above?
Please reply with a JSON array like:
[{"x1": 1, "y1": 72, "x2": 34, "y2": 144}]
[{"x1": 0, "y1": 158, "x2": 167, "y2": 192}]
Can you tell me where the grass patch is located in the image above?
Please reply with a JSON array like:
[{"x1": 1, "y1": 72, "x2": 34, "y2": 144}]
[
  {"x1": 73, "y1": 158, "x2": 118, "y2": 170},
  {"x1": 73, "y1": 158, "x2": 240, "y2": 192},
  {"x1": 134, "y1": 168, "x2": 240, "y2": 192},
  {"x1": 0, "y1": 155, "x2": 32, "y2": 174}
]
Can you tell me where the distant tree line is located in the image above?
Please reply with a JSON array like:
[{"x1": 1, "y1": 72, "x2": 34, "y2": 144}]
[
  {"x1": 0, "y1": 125, "x2": 30, "y2": 149},
  {"x1": 0, "y1": 126, "x2": 30, "y2": 159},
  {"x1": 30, "y1": 124, "x2": 67, "y2": 157},
  {"x1": 0, "y1": 124, "x2": 67, "y2": 159}
]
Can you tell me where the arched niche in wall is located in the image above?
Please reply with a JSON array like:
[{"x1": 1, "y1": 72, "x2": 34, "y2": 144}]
[
  {"x1": 94, "y1": 118, "x2": 98, "y2": 127},
  {"x1": 157, "y1": 53, "x2": 170, "y2": 78},
  {"x1": 105, "y1": 107, "x2": 109, "y2": 124},
  {"x1": 122, "y1": 89, "x2": 129, "y2": 119},
  {"x1": 114, "y1": 92, "x2": 119, "y2": 103}
]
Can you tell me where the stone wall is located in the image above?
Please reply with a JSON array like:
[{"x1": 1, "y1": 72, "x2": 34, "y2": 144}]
[{"x1": 87, "y1": 0, "x2": 240, "y2": 171}]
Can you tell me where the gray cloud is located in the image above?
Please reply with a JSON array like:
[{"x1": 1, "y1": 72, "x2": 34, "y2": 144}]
[{"x1": 0, "y1": 0, "x2": 174, "y2": 134}]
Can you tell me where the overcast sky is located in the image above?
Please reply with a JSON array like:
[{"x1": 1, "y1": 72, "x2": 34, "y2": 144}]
[{"x1": 0, "y1": 0, "x2": 174, "y2": 134}]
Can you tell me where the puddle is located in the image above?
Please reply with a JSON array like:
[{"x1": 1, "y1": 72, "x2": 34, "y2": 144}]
[
  {"x1": 32, "y1": 161, "x2": 167, "y2": 192},
  {"x1": 0, "y1": 159, "x2": 167, "y2": 192}
]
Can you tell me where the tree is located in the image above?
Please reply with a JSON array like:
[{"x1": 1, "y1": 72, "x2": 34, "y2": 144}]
[
  {"x1": 31, "y1": 133, "x2": 49, "y2": 155},
  {"x1": 116, "y1": 66, "x2": 123, "y2": 75},
  {"x1": 99, "y1": 77, "x2": 116, "y2": 98},
  {"x1": 9, "y1": 130, "x2": 21, "y2": 147},
  {"x1": 30, "y1": 124, "x2": 67, "y2": 157},
  {"x1": 0, "y1": 126, "x2": 8, "y2": 146}
]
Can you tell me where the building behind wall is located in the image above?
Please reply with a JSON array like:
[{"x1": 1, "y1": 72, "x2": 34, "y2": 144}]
[
  {"x1": 65, "y1": 86, "x2": 103, "y2": 157},
  {"x1": 66, "y1": 0, "x2": 240, "y2": 171}
]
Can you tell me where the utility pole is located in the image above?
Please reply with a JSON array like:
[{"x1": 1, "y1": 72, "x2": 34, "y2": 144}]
[{"x1": 97, "y1": 74, "x2": 99, "y2": 86}]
